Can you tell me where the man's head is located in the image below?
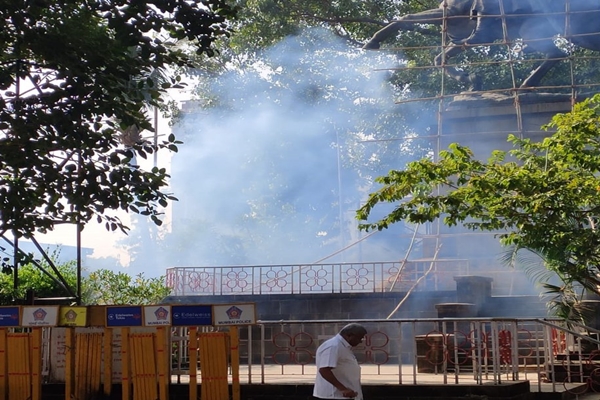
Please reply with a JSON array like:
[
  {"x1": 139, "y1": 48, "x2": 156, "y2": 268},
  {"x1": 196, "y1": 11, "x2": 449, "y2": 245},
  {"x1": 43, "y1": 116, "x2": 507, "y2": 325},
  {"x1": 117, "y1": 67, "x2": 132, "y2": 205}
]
[{"x1": 339, "y1": 323, "x2": 367, "y2": 347}]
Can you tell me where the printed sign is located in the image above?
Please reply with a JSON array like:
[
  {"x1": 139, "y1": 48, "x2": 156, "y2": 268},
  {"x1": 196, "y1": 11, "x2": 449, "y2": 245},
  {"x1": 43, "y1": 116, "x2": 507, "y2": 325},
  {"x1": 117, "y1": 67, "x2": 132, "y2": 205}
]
[
  {"x1": 22, "y1": 306, "x2": 59, "y2": 327},
  {"x1": 171, "y1": 305, "x2": 212, "y2": 326},
  {"x1": 106, "y1": 306, "x2": 143, "y2": 327},
  {"x1": 213, "y1": 303, "x2": 256, "y2": 326},
  {"x1": 58, "y1": 306, "x2": 88, "y2": 327},
  {"x1": 0, "y1": 306, "x2": 20, "y2": 327},
  {"x1": 144, "y1": 305, "x2": 171, "y2": 326}
]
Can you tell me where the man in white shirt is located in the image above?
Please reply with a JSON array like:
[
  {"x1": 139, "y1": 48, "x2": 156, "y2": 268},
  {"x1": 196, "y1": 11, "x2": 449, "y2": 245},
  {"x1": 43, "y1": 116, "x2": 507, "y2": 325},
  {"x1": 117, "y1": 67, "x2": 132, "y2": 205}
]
[{"x1": 313, "y1": 323, "x2": 367, "y2": 400}]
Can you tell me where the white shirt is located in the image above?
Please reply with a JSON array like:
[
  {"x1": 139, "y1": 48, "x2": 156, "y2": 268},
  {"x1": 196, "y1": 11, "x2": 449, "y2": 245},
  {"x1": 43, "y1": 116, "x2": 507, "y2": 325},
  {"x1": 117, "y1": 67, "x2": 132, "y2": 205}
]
[{"x1": 313, "y1": 334, "x2": 362, "y2": 400}]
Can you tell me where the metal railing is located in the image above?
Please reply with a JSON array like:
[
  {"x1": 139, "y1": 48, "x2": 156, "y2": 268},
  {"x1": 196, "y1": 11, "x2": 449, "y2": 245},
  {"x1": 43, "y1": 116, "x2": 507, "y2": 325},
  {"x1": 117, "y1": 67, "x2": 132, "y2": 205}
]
[
  {"x1": 166, "y1": 260, "x2": 472, "y2": 295},
  {"x1": 168, "y1": 317, "x2": 600, "y2": 394}
]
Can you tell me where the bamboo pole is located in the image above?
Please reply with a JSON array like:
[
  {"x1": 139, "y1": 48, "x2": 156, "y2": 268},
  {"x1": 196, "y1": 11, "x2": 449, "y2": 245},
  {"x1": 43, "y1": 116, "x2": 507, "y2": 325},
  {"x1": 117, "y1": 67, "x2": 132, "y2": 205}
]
[
  {"x1": 130, "y1": 334, "x2": 140, "y2": 400},
  {"x1": 64, "y1": 328, "x2": 75, "y2": 400},
  {"x1": 199, "y1": 335, "x2": 209, "y2": 400},
  {"x1": 0, "y1": 328, "x2": 7, "y2": 400},
  {"x1": 140, "y1": 334, "x2": 151, "y2": 400},
  {"x1": 76, "y1": 333, "x2": 85, "y2": 400},
  {"x1": 93, "y1": 333, "x2": 102, "y2": 395},
  {"x1": 8, "y1": 333, "x2": 31, "y2": 400},
  {"x1": 121, "y1": 328, "x2": 131, "y2": 400},
  {"x1": 156, "y1": 327, "x2": 169, "y2": 400},
  {"x1": 103, "y1": 328, "x2": 113, "y2": 397},
  {"x1": 86, "y1": 334, "x2": 92, "y2": 397},
  {"x1": 221, "y1": 333, "x2": 229, "y2": 400},
  {"x1": 188, "y1": 328, "x2": 198, "y2": 400},
  {"x1": 229, "y1": 327, "x2": 240, "y2": 400},
  {"x1": 148, "y1": 333, "x2": 158, "y2": 400},
  {"x1": 199, "y1": 332, "x2": 229, "y2": 400},
  {"x1": 31, "y1": 328, "x2": 42, "y2": 400}
]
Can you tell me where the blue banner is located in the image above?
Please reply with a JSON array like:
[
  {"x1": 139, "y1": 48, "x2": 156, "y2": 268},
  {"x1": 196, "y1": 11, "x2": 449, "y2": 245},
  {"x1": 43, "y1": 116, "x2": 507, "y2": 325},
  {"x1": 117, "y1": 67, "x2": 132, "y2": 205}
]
[
  {"x1": 0, "y1": 307, "x2": 20, "y2": 327},
  {"x1": 106, "y1": 306, "x2": 143, "y2": 327},
  {"x1": 172, "y1": 305, "x2": 212, "y2": 326}
]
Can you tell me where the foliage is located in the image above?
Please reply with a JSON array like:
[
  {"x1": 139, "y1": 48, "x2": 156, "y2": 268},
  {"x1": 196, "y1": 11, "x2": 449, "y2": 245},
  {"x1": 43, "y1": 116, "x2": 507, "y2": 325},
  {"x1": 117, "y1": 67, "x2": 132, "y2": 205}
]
[
  {"x1": 0, "y1": 252, "x2": 170, "y2": 305},
  {"x1": 0, "y1": 0, "x2": 237, "y2": 238},
  {"x1": 0, "y1": 259, "x2": 78, "y2": 304},
  {"x1": 85, "y1": 269, "x2": 171, "y2": 305},
  {"x1": 357, "y1": 94, "x2": 600, "y2": 317}
]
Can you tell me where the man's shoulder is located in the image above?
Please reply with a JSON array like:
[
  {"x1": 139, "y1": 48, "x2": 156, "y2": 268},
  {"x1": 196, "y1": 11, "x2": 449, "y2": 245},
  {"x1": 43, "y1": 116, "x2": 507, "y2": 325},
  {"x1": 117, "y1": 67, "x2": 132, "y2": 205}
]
[
  {"x1": 322, "y1": 334, "x2": 341, "y2": 345},
  {"x1": 317, "y1": 335, "x2": 341, "y2": 350}
]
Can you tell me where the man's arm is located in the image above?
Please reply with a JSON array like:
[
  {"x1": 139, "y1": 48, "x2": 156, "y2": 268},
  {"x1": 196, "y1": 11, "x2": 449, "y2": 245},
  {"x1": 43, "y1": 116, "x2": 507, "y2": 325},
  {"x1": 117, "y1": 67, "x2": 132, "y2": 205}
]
[{"x1": 318, "y1": 367, "x2": 357, "y2": 398}]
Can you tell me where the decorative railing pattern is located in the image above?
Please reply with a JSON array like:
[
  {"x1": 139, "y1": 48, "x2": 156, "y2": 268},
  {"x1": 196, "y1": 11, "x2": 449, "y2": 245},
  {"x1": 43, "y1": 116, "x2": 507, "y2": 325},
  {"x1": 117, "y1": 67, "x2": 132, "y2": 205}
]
[{"x1": 166, "y1": 260, "x2": 470, "y2": 295}]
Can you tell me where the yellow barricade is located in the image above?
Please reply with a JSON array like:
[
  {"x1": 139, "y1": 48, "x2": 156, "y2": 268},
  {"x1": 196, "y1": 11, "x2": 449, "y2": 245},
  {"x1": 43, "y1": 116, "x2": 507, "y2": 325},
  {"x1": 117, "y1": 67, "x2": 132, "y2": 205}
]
[
  {"x1": 129, "y1": 332, "x2": 159, "y2": 400},
  {"x1": 74, "y1": 332, "x2": 103, "y2": 400},
  {"x1": 198, "y1": 332, "x2": 229, "y2": 400},
  {"x1": 5, "y1": 330, "x2": 42, "y2": 400}
]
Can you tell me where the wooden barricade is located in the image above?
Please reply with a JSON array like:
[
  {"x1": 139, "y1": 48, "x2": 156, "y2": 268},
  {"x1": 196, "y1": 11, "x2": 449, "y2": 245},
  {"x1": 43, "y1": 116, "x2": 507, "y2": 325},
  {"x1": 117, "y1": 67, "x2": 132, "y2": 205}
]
[
  {"x1": 75, "y1": 332, "x2": 103, "y2": 400},
  {"x1": 129, "y1": 332, "x2": 159, "y2": 400},
  {"x1": 0, "y1": 304, "x2": 248, "y2": 400},
  {"x1": 0, "y1": 329, "x2": 6, "y2": 399},
  {"x1": 122, "y1": 329, "x2": 169, "y2": 400},
  {"x1": 1, "y1": 329, "x2": 42, "y2": 400},
  {"x1": 198, "y1": 332, "x2": 229, "y2": 400},
  {"x1": 7, "y1": 331, "x2": 31, "y2": 400}
]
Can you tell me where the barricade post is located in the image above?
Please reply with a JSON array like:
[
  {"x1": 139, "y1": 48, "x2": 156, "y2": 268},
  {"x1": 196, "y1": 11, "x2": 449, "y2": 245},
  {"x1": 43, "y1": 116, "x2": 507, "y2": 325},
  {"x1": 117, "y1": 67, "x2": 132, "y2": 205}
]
[
  {"x1": 103, "y1": 327, "x2": 113, "y2": 397},
  {"x1": 0, "y1": 328, "x2": 7, "y2": 399},
  {"x1": 121, "y1": 327, "x2": 131, "y2": 400},
  {"x1": 156, "y1": 326, "x2": 169, "y2": 400},
  {"x1": 230, "y1": 326, "x2": 240, "y2": 400},
  {"x1": 64, "y1": 327, "x2": 75, "y2": 400},
  {"x1": 188, "y1": 327, "x2": 198, "y2": 400}
]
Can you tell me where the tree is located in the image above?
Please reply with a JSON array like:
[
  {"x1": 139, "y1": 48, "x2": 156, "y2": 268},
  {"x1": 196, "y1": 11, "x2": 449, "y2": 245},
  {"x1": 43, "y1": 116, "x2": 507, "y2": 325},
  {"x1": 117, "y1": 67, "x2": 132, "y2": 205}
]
[
  {"x1": 84, "y1": 269, "x2": 171, "y2": 305},
  {"x1": 356, "y1": 94, "x2": 600, "y2": 318},
  {"x1": 0, "y1": 0, "x2": 237, "y2": 238},
  {"x1": 0, "y1": 257, "x2": 78, "y2": 304},
  {"x1": 0, "y1": 258, "x2": 171, "y2": 305}
]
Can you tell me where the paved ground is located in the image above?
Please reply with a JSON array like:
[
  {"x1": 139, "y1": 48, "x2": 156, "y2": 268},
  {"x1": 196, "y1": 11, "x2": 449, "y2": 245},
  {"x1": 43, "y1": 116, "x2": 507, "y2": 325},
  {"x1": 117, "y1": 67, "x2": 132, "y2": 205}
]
[{"x1": 172, "y1": 364, "x2": 596, "y2": 396}]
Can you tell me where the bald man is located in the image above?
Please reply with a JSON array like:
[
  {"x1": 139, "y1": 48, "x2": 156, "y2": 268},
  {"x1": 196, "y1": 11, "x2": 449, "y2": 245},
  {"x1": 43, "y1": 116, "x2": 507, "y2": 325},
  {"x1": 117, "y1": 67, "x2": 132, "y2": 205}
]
[{"x1": 313, "y1": 323, "x2": 367, "y2": 400}]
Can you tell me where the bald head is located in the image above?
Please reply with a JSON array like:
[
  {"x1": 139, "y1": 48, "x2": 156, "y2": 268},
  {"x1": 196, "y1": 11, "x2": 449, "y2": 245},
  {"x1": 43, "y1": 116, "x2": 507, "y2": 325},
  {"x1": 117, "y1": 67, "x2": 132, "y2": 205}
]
[
  {"x1": 339, "y1": 323, "x2": 367, "y2": 347},
  {"x1": 340, "y1": 323, "x2": 367, "y2": 336}
]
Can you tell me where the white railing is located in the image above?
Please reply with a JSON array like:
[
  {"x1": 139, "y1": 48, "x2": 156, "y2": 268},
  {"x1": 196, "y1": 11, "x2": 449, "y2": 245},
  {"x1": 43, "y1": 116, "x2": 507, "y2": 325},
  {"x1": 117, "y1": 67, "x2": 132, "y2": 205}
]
[
  {"x1": 169, "y1": 317, "x2": 600, "y2": 394},
  {"x1": 166, "y1": 260, "x2": 471, "y2": 295}
]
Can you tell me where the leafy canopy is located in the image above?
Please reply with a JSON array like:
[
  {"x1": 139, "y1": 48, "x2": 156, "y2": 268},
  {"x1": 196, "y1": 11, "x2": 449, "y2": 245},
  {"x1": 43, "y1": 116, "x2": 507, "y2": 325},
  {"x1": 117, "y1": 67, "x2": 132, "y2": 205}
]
[
  {"x1": 84, "y1": 269, "x2": 171, "y2": 305},
  {"x1": 357, "y1": 94, "x2": 600, "y2": 297},
  {"x1": 0, "y1": 0, "x2": 236, "y2": 237}
]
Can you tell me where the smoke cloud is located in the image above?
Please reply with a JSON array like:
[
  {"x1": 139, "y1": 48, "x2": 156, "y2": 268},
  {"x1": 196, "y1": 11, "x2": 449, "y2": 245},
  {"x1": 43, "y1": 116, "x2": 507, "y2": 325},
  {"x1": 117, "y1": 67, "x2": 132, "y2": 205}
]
[
  {"x1": 117, "y1": 28, "x2": 545, "y2": 300},
  {"x1": 154, "y1": 28, "x2": 423, "y2": 269}
]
